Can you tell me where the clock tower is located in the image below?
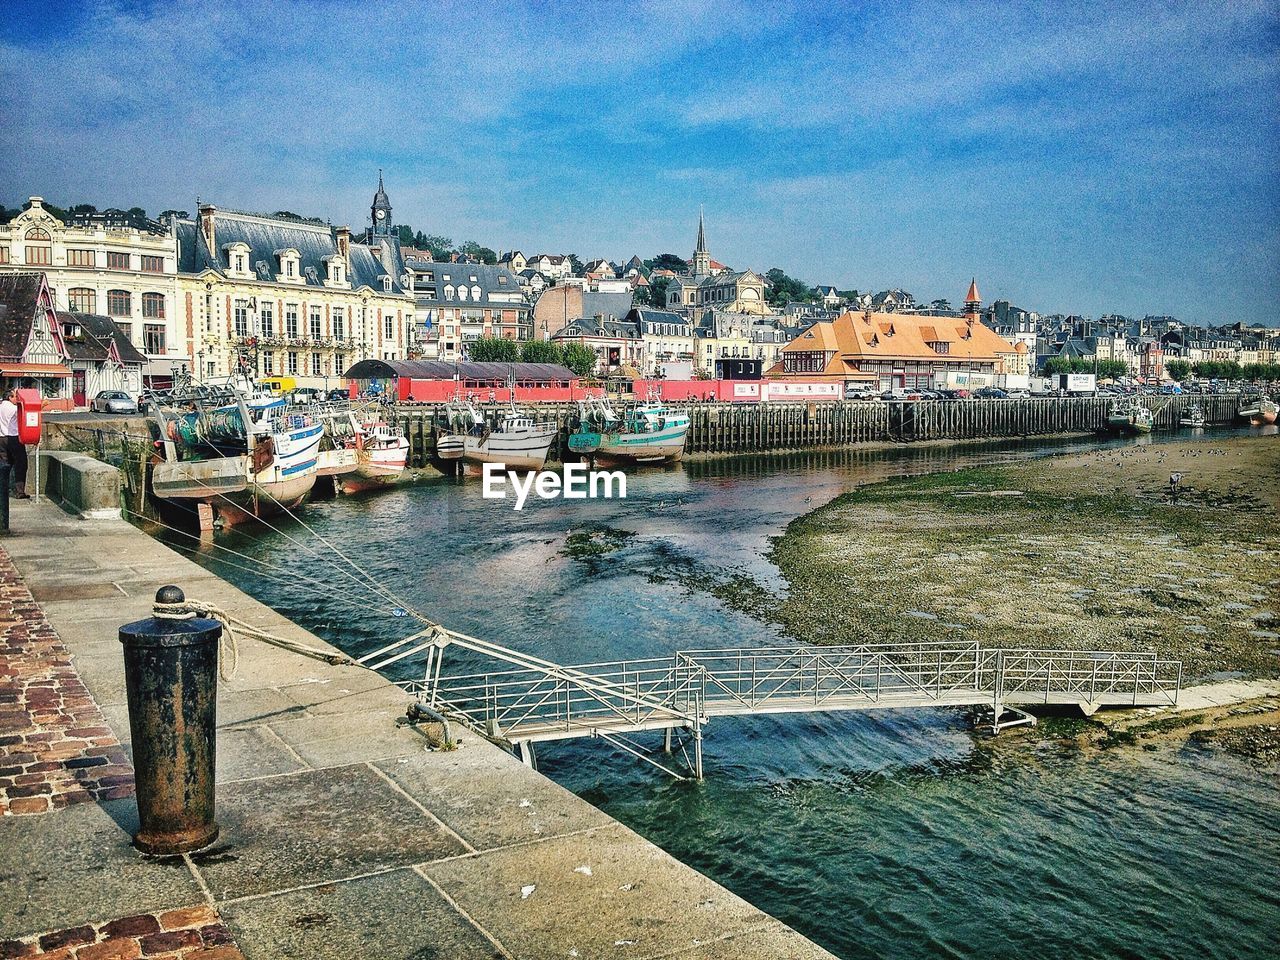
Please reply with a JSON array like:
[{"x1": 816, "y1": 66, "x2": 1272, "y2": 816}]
[{"x1": 371, "y1": 169, "x2": 392, "y2": 237}]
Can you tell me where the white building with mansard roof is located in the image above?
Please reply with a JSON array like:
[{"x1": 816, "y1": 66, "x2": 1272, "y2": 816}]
[
  {"x1": 0, "y1": 197, "x2": 184, "y2": 386},
  {"x1": 173, "y1": 191, "x2": 416, "y2": 389}
]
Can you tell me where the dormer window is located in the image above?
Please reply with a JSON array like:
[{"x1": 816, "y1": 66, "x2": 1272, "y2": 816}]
[
  {"x1": 457, "y1": 285, "x2": 468, "y2": 301},
  {"x1": 275, "y1": 248, "x2": 302, "y2": 282},
  {"x1": 324, "y1": 255, "x2": 346, "y2": 287},
  {"x1": 224, "y1": 241, "x2": 252, "y2": 277},
  {"x1": 443, "y1": 284, "x2": 454, "y2": 300},
  {"x1": 470, "y1": 285, "x2": 481, "y2": 300}
]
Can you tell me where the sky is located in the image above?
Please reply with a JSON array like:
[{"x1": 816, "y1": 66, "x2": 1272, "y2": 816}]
[{"x1": 1, "y1": 0, "x2": 1277, "y2": 325}]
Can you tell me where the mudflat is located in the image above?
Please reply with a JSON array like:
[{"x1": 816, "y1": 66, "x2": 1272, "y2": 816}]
[{"x1": 768, "y1": 435, "x2": 1280, "y2": 680}]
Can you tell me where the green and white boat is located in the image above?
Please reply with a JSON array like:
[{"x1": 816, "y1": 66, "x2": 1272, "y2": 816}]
[{"x1": 570, "y1": 396, "x2": 690, "y2": 465}]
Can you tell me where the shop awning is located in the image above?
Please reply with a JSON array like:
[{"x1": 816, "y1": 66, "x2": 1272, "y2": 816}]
[{"x1": 0, "y1": 363, "x2": 72, "y2": 378}]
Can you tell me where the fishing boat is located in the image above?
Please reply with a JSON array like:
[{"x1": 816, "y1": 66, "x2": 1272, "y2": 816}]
[
  {"x1": 1179, "y1": 404, "x2": 1206, "y2": 428},
  {"x1": 569, "y1": 395, "x2": 690, "y2": 464},
  {"x1": 340, "y1": 413, "x2": 410, "y2": 493},
  {"x1": 146, "y1": 384, "x2": 323, "y2": 528},
  {"x1": 1238, "y1": 395, "x2": 1278, "y2": 426},
  {"x1": 1106, "y1": 397, "x2": 1153, "y2": 434},
  {"x1": 436, "y1": 397, "x2": 558, "y2": 472}
]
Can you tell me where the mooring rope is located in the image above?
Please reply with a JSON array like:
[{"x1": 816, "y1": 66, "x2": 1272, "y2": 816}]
[{"x1": 153, "y1": 598, "x2": 356, "y2": 681}]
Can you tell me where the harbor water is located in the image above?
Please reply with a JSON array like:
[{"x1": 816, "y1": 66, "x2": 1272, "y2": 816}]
[{"x1": 162, "y1": 430, "x2": 1280, "y2": 960}]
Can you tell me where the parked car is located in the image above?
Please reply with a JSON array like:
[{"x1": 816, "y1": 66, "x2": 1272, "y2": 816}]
[
  {"x1": 89, "y1": 390, "x2": 139, "y2": 414},
  {"x1": 290, "y1": 388, "x2": 322, "y2": 405},
  {"x1": 974, "y1": 387, "x2": 1009, "y2": 399},
  {"x1": 325, "y1": 388, "x2": 349, "y2": 402},
  {"x1": 1005, "y1": 388, "x2": 1031, "y2": 399}
]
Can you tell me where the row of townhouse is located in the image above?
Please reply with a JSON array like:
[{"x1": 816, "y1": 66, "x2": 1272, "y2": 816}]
[{"x1": 549, "y1": 306, "x2": 808, "y2": 378}]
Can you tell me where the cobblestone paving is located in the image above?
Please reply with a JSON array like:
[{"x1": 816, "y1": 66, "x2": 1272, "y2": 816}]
[
  {"x1": 0, "y1": 905, "x2": 244, "y2": 959},
  {"x1": 0, "y1": 546, "x2": 133, "y2": 815}
]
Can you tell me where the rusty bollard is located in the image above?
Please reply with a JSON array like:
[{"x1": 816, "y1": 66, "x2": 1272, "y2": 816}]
[{"x1": 119, "y1": 585, "x2": 220, "y2": 854}]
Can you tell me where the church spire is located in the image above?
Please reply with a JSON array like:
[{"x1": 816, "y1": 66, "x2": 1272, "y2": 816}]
[
  {"x1": 964, "y1": 277, "x2": 981, "y2": 322},
  {"x1": 692, "y1": 207, "x2": 711, "y2": 278}
]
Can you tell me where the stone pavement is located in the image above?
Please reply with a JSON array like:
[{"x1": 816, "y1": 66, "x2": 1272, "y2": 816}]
[{"x1": 0, "y1": 499, "x2": 835, "y2": 960}]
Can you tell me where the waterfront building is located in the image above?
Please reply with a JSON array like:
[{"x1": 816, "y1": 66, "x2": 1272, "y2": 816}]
[
  {"x1": 550, "y1": 316, "x2": 644, "y2": 373},
  {"x1": 627, "y1": 308, "x2": 697, "y2": 375},
  {"x1": 0, "y1": 272, "x2": 145, "y2": 408},
  {"x1": 0, "y1": 197, "x2": 184, "y2": 386},
  {"x1": 405, "y1": 259, "x2": 530, "y2": 360},
  {"x1": 664, "y1": 212, "x2": 768, "y2": 316},
  {"x1": 770, "y1": 281, "x2": 1017, "y2": 391},
  {"x1": 173, "y1": 199, "x2": 415, "y2": 389},
  {"x1": 533, "y1": 287, "x2": 632, "y2": 340}
]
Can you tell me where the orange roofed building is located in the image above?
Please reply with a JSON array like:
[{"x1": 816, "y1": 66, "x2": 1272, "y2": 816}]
[{"x1": 768, "y1": 280, "x2": 1022, "y2": 391}]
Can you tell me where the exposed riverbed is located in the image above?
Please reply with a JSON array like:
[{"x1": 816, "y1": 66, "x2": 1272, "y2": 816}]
[{"x1": 158, "y1": 428, "x2": 1280, "y2": 960}]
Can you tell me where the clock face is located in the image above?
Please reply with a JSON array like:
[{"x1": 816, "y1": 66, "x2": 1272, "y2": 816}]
[{"x1": 376, "y1": 209, "x2": 385, "y2": 220}]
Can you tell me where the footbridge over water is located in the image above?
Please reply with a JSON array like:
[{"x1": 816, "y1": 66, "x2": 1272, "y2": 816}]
[{"x1": 361, "y1": 633, "x2": 1181, "y2": 780}]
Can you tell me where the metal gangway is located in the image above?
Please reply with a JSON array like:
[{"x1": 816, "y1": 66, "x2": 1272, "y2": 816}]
[{"x1": 361, "y1": 631, "x2": 1182, "y2": 780}]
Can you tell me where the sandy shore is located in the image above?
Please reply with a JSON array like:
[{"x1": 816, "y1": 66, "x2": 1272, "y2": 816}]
[{"x1": 767, "y1": 434, "x2": 1279, "y2": 680}]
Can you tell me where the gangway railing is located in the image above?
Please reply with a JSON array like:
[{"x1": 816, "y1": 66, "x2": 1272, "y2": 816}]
[{"x1": 367, "y1": 631, "x2": 1181, "y2": 780}]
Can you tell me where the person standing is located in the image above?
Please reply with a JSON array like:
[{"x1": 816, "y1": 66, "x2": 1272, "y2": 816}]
[{"x1": 0, "y1": 389, "x2": 29, "y2": 499}]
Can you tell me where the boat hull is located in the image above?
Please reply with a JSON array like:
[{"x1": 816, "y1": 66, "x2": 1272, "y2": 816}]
[
  {"x1": 341, "y1": 440, "x2": 410, "y2": 493},
  {"x1": 460, "y1": 427, "x2": 558, "y2": 472},
  {"x1": 150, "y1": 456, "x2": 316, "y2": 525},
  {"x1": 591, "y1": 421, "x2": 689, "y2": 464},
  {"x1": 316, "y1": 447, "x2": 359, "y2": 477}
]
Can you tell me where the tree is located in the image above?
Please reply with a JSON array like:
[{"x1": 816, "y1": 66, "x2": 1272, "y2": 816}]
[
  {"x1": 413, "y1": 233, "x2": 454, "y2": 260},
  {"x1": 1166, "y1": 359, "x2": 1191, "y2": 381},
  {"x1": 158, "y1": 209, "x2": 190, "y2": 223},
  {"x1": 520, "y1": 340, "x2": 564, "y2": 364},
  {"x1": 459, "y1": 241, "x2": 497, "y2": 265},
  {"x1": 467, "y1": 337, "x2": 520, "y2": 362},
  {"x1": 646, "y1": 276, "x2": 672, "y2": 308},
  {"x1": 645, "y1": 253, "x2": 688, "y2": 274},
  {"x1": 567, "y1": 254, "x2": 585, "y2": 276},
  {"x1": 764, "y1": 268, "x2": 816, "y2": 306},
  {"x1": 68, "y1": 204, "x2": 98, "y2": 215},
  {"x1": 127, "y1": 206, "x2": 147, "y2": 219},
  {"x1": 562, "y1": 342, "x2": 598, "y2": 377}
]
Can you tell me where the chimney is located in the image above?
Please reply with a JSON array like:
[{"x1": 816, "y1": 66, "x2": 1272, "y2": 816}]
[
  {"x1": 336, "y1": 225, "x2": 351, "y2": 264},
  {"x1": 198, "y1": 203, "x2": 217, "y2": 252},
  {"x1": 28, "y1": 196, "x2": 44, "y2": 210}
]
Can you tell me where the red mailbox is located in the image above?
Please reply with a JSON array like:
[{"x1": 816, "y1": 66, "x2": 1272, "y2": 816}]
[{"x1": 15, "y1": 389, "x2": 42, "y2": 445}]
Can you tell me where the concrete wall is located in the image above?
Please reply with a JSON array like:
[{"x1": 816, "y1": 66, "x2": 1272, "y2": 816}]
[{"x1": 37, "y1": 450, "x2": 121, "y2": 519}]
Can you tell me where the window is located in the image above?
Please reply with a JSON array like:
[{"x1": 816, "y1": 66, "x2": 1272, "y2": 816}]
[
  {"x1": 332, "y1": 307, "x2": 344, "y2": 340},
  {"x1": 260, "y1": 304, "x2": 273, "y2": 337},
  {"x1": 67, "y1": 248, "x2": 95, "y2": 267},
  {"x1": 141, "y1": 255, "x2": 164, "y2": 273},
  {"x1": 0, "y1": 247, "x2": 8, "y2": 264},
  {"x1": 26, "y1": 245, "x2": 51, "y2": 265},
  {"x1": 287, "y1": 351, "x2": 298, "y2": 374},
  {"x1": 107, "y1": 289, "x2": 131, "y2": 316},
  {"x1": 443, "y1": 284, "x2": 454, "y2": 300},
  {"x1": 334, "y1": 353, "x2": 345, "y2": 373},
  {"x1": 25, "y1": 228, "x2": 50, "y2": 241},
  {"x1": 287, "y1": 259, "x2": 296, "y2": 277},
  {"x1": 68, "y1": 288, "x2": 97, "y2": 313},
  {"x1": 116, "y1": 322, "x2": 133, "y2": 341},
  {"x1": 309, "y1": 309, "x2": 322, "y2": 339},
  {"x1": 285, "y1": 305, "x2": 299, "y2": 339},
  {"x1": 142, "y1": 292, "x2": 165, "y2": 319},
  {"x1": 384, "y1": 316, "x2": 394, "y2": 340},
  {"x1": 143, "y1": 324, "x2": 166, "y2": 355},
  {"x1": 471, "y1": 285, "x2": 481, "y2": 300},
  {"x1": 262, "y1": 351, "x2": 274, "y2": 375},
  {"x1": 311, "y1": 353, "x2": 322, "y2": 376},
  {"x1": 107, "y1": 251, "x2": 130, "y2": 270},
  {"x1": 233, "y1": 300, "x2": 249, "y2": 337},
  {"x1": 457, "y1": 285, "x2": 468, "y2": 301}
]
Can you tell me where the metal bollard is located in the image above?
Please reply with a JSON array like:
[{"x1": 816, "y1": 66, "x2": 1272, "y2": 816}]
[{"x1": 119, "y1": 585, "x2": 221, "y2": 854}]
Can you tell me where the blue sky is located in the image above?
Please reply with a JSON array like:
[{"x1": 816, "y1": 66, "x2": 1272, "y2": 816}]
[{"x1": 2, "y1": 0, "x2": 1277, "y2": 324}]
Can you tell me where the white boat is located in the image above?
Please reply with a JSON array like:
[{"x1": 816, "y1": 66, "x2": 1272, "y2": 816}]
[
  {"x1": 1106, "y1": 397, "x2": 1153, "y2": 434},
  {"x1": 341, "y1": 415, "x2": 410, "y2": 493},
  {"x1": 438, "y1": 399, "x2": 558, "y2": 472},
  {"x1": 1179, "y1": 404, "x2": 1206, "y2": 428},
  {"x1": 146, "y1": 385, "x2": 322, "y2": 528},
  {"x1": 1239, "y1": 396, "x2": 1278, "y2": 425}
]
